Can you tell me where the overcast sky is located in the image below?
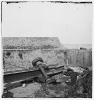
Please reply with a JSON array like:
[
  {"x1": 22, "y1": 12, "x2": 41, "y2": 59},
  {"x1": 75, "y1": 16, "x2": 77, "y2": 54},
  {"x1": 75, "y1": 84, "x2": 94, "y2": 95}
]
[{"x1": 2, "y1": 2, "x2": 92, "y2": 45}]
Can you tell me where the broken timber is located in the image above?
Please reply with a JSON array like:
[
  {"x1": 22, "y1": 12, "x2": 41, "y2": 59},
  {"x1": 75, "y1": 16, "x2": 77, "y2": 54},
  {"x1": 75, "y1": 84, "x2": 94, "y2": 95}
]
[{"x1": 4, "y1": 65, "x2": 64, "y2": 90}]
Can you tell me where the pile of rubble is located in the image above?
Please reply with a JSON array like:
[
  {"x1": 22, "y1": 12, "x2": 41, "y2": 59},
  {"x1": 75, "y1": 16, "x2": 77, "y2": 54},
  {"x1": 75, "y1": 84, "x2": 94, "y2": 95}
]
[
  {"x1": 64, "y1": 69, "x2": 92, "y2": 98},
  {"x1": 34, "y1": 68, "x2": 92, "y2": 98}
]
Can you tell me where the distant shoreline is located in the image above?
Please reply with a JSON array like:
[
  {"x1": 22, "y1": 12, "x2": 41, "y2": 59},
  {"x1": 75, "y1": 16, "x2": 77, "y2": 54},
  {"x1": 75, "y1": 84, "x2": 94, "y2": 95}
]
[{"x1": 63, "y1": 44, "x2": 92, "y2": 49}]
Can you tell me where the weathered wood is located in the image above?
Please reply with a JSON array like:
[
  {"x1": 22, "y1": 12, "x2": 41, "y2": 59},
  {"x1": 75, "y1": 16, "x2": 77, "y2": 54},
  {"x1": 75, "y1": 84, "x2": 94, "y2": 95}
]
[{"x1": 67, "y1": 49, "x2": 92, "y2": 68}]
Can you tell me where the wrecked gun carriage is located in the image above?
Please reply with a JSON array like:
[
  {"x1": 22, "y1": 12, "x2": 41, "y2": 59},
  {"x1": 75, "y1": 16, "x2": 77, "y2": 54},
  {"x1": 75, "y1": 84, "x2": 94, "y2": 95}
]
[{"x1": 4, "y1": 57, "x2": 65, "y2": 90}]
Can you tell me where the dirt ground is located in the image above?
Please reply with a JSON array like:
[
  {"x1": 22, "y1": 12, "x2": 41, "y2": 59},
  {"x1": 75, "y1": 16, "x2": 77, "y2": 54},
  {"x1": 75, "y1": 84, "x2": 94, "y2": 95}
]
[{"x1": 9, "y1": 82, "x2": 41, "y2": 98}]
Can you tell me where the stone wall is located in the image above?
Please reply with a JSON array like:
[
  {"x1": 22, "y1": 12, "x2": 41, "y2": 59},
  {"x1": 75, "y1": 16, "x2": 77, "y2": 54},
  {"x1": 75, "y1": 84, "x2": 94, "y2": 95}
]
[
  {"x1": 3, "y1": 49, "x2": 65, "y2": 70},
  {"x1": 2, "y1": 37, "x2": 62, "y2": 49}
]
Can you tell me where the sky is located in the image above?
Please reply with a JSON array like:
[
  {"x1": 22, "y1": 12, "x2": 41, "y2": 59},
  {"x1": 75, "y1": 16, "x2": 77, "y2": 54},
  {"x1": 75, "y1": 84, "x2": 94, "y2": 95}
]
[
  {"x1": 63, "y1": 44, "x2": 92, "y2": 49},
  {"x1": 2, "y1": 2, "x2": 93, "y2": 46}
]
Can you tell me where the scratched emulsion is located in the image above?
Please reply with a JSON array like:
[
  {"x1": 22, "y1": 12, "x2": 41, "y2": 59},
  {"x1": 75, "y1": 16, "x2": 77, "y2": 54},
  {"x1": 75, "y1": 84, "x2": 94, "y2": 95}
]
[{"x1": 3, "y1": 1, "x2": 92, "y2": 7}]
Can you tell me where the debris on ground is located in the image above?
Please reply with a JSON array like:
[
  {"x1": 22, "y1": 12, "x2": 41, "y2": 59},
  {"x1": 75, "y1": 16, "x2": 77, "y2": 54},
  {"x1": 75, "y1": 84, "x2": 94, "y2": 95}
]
[
  {"x1": 35, "y1": 69, "x2": 92, "y2": 98},
  {"x1": 3, "y1": 68, "x2": 92, "y2": 98},
  {"x1": 65, "y1": 70, "x2": 92, "y2": 98}
]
